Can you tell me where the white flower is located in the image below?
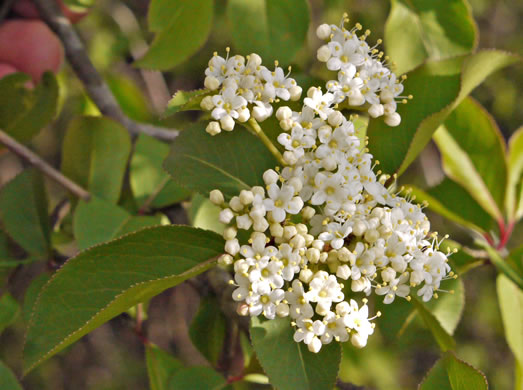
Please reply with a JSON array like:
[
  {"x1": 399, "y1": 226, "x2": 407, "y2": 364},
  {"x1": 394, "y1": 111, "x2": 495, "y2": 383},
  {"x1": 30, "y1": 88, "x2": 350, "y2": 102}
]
[
  {"x1": 375, "y1": 272, "x2": 410, "y2": 304},
  {"x1": 322, "y1": 311, "x2": 350, "y2": 343},
  {"x1": 264, "y1": 183, "x2": 304, "y2": 223},
  {"x1": 249, "y1": 288, "x2": 285, "y2": 319},
  {"x1": 306, "y1": 271, "x2": 344, "y2": 315},
  {"x1": 303, "y1": 88, "x2": 334, "y2": 120},
  {"x1": 293, "y1": 318, "x2": 326, "y2": 353},
  {"x1": 286, "y1": 280, "x2": 314, "y2": 319}
]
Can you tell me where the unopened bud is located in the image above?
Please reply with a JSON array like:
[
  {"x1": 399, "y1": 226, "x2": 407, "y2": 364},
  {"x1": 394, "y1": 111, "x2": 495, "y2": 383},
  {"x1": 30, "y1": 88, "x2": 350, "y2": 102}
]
[
  {"x1": 200, "y1": 95, "x2": 214, "y2": 110},
  {"x1": 206, "y1": 121, "x2": 221, "y2": 136},
  {"x1": 316, "y1": 24, "x2": 332, "y2": 40},
  {"x1": 209, "y1": 189, "x2": 224, "y2": 205},
  {"x1": 204, "y1": 75, "x2": 220, "y2": 90}
]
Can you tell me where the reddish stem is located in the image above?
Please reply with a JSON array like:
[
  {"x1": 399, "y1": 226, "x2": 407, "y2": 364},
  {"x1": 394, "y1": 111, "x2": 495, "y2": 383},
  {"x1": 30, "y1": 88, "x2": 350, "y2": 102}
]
[
  {"x1": 227, "y1": 375, "x2": 245, "y2": 384},
  {"x1": 483, "y1": 233, "x2": 495, "y2": 246},
  {"x1": 497, "y1": 221, "x2": 515, "y2": 250}
]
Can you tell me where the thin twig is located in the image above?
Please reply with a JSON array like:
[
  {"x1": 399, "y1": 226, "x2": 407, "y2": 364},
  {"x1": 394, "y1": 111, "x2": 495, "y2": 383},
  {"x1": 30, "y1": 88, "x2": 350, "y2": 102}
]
[
  {"x1": 0, "y1": 129, "x2": 91, "y2": 200},
  {"x1": 110, "y1": 2, "x2": 171, "y2": 114},
  {"x1": 31, "y1": 0, "x2": 178, "y2": 142}
]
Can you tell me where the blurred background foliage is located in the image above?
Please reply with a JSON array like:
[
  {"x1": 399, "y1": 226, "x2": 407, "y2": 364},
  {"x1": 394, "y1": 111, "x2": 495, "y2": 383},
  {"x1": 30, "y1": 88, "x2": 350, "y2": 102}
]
[{"x1": 0, "y1": 0, "x2": 521, "y2": 389}]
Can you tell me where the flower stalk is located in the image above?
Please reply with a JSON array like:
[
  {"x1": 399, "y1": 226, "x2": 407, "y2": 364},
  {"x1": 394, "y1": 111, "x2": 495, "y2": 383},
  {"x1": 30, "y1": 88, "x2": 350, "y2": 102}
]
[{"x1": 247, "y1": 117, "x2": 286, "y2": 166}]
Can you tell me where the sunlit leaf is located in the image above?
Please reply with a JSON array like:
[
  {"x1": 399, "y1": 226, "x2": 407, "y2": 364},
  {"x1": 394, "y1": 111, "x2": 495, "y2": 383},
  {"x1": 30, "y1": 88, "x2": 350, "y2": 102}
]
[
  {"x1": 137, "y1": 0, "x2": 213, "y2": 70},
  {"x1": 61, "y1": 116, "x2": 131, "y2": 203},
  {"x1": 164, "y1": 89, "x2": 210, "y2": 118},
  {"x1": 411, "y1": 296, "x2": 455, "y2": 351},
  {"x1": 190, "y1": 194, "x2": 224, "y2": 235},
  {"x1": 250, "y1": 316, "x2": 341, "y2": 390},
  {"x1": 497, "y1": 275, "x2": 523, "y2": 364},
  {"x1": 24, "y1": 226, "x2": 224, "y2": 373},
  {"x1": 423, "y1": 278, "x2": 464, "y2": 335},
  {"x1": 506, "y1": 127, "x2": 523, "y2": 220},
  {"x1": 227, "y1": 0, "x2": 310, "y2": 64},
  {"x1": 368, "y1": 51, "x2": 520, "y2": 177},
  {"x1": 0, "y1": 169, "x2": 50, "y2": 256},
  {"x1": 385, "y1": 0, "x2": 477, "y2": 74},
  {"x1": 163, "y1": 123, "x2": 277, "y2": 198},
  {"x1": 419, "y1": 352, "x2": 488, "y2": 390},
  {"x1": 433, "y1": 97, "x2": 506, "y2": 220},
  {"x1": 482, "y1": 243, "x2": 523, "y2": 290}
]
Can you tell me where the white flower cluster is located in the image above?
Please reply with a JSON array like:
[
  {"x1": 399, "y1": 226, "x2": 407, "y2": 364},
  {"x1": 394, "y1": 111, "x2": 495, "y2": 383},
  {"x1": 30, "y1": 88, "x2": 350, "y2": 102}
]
[
  {"x1": 200, "y1": 48, "x2": 302, "y2": 135},
  {"x1": 203, "y1": 19, "x2": 455, "y2": 354},
  {"x1": 209, "y1": 101, "x2": 456, "y2": 353},
  {"x1": 315, "y1": 16, "x2": 411, "y2": 126}
]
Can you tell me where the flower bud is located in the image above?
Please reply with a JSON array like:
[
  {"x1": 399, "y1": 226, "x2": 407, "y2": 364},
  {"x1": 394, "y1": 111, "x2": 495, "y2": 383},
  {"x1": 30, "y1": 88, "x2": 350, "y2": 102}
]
[
  {"x1": 283, "y1": 151, "x2": 298, "y2": 165},
  {"x1": 276, "y1": 303, "x2": 290, "y2": 317},
  {"x1": 352, "y1": 221, "x2": 367, "y2": 236},
  {"x1": 327, "y1": 110, "x2": 344, "y2": 127},
  {"x1": 321, "y1": 156, "x2": 337, "y2": 171},
  {"x1": 336, "y1": 264, "x2": 351, "y2": 280},
  {"x1": 219, "y1": 208, "x2": 234, "y2": 224},
  {"x1": 287, "y1": 177, "x2": 303, "y2": 192},
  {"x1": 200, "y1": 95, "x2": 214, "y2": 110},
  {"x1": 239, "y1": 190, "x2": 254, "y2": 205},
  {"x1": 316, "y1": 23, "x2": 331, "y2": 40},
  {"x1": 270, "y1": 223, "x2": 284, "y2": 238},
  {"x1": 283, "y1": 225, "x2": 298, "y2": 240},
  {"x1": 204, "y1": 75, "x2": 220, "y2": 90},
  {"x1": 237, "y1": 303, "x2": 249, "y2": 316},
  {"x1": 299, "y1": 268, "x2": 313, "y2": 283},
  {"x1": 384, "y1": 112, "x2": 401, "y2": 127},
  {"x1": 276, "y1": 106, "x2": 292, "y2": 121},
  {"x1": 351, "y1": 333, "x2": 368, "y2": 348},
  {"x1": 236, "y1": 214, "x2": 253, "y2": 230},
  {"x1": 223, "y1": 226, "x2": 237, "y2": 240},
  {"x1": 252, "y1": 186, "x2": 265, "y2": 197},
  {"x1": 217, "y1": 254, "x2": 233, "y2": 266},
  {"x1": 247, "y1": 53, "x2": 262, "y2": 67},
  {"x1": 220, "y1": 115, "x2": 235, "y2": 131},
  {"x1": 263, "y1": 169, "x2": 279, "y2": 185},
  {"x1": 209, "y1": 189, "x2": 224, "y2": 205},
  {"x1": 295, "y1": 223, "x2": 307, "y2": 235},
  {"x1": 317, "y1": 44, "x2": 332, "y2": 62},
  {"x1": 206, "y1": 121, "x2": 221, "y2": 136},
  {"x1": 337, "y1": 247, "x2": 352, "y2": 262},
  {"x1": 229, "y1": 196, "x2": 243, "y2": 212},
  {"x1": 290, "y1": 234, "x2": 305, "y2": 249},
  {"x1": 279, "y1": 118, "x2": 293, "y2": 131},
  {"x1": 383, "y1": 101, "x2": 397, "y2": 115},
  {"x1": 237, "y1": 107, "x2": 250, "y2": 123},
  {"x1": 381, "y1": 267, "x2": 396, "y2": 283},
  {"x1": 225, "y1": 238, "x2": 240, "y2": 255},
  {"x1": 348, "y1": 90, "x2": 365, "y2": 106},
  {"x1": 301, "y1": 206, "x2": 316, "y2": 220},
  {"x1": 289, "y1": 86, "x2": 303, "y2": 101},
  {"x1": 252, "y1": 103, "x2": 271, "y2": 122},
  {"x1": 336, "y1": 301, "x2": 350, "y2": 316},
  {"x1": 380, "y1": 89, "x2": 394, "y2": 103},
  {"x1": 253, "y1": 218, "x2": 269, "y2": 232},
  {"x1": 311, "y1": 239, "x2": 324, "y2": 251},
  {"x1": 368, "y1": 103, "x2": 384, "y2": 118}
]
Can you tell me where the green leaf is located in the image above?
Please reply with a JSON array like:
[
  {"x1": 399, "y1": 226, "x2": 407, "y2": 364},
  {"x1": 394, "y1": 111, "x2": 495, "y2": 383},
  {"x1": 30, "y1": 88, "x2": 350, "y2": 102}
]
[
  {"x1": 146, "y1": 344, "x2": 184, "y2": 390},
  {"x1": 0, "y1": 72, "x2": 59, "y2": 142},
  {"x1": 444, "y1": 352, "x2": 488, "y2": 390},
  {"x1": 190, "y1": 194, "x2": 224, "y2": 235},
  {"x1": 368, "y1": 50, "x2": 520, "y2": 177},
  {"x1": 0, "y1": 293, "x2": 19, "y2": 334},
  {"x1": 0, "y1": 169, "x2": 50, "y2": 256},
  {"x1": 407, "y1": 178, "x2": 493, "y2": 233},
  {"x1": 439, "y1": 239, "x2": 481, "y2": 274},
  {"x1": 163, "y1": 123, "x2": 277, "y2": 198},
  {"x1": 73, "y1": 197, "x2": 163, "y2": 250},
  {"x1": 0, "y1": 361, "x2": 22, "y2": 390},
  {"x1": 164, "y1": 89, "x2": 210, "y2": 118},
  {"x1": 497, "y1": 275, "x2": 523, "y2": 364},
  {"x1": 481, "y1": 243, "x2": 523, "y2": 290},
  {"x1": 23, "y1": 273, "x2": 51, "y2": 323},
  {"x1": 61, "y1": 116, "x2": 131, "y2": 203},
  {"x1": 423, "y1": 278, "x2": 464, "y2": 335},
  {"x1": 506, "y1": 127, "x2": 523, "y2": 221},
  {"x1": 107, "y1": 74, "x2": 152, "y2": 122},
  {"x1": 130, "y1": 134, "x2": 190, "y2": 209},
  {"x1": 227, "y1": 0, "x2": 310, "y2": 64},
  {"x1": 189, "y1": 297, "x2": 227, "y2": 365},
  {"x1": 419, "y1": 358, "x2": 451, "y2": 390},
  {"x1": 411, "y1": 296, "x2": 456, "y2": 351},
  {"x1": 419, "y1": 353, "x2": 488, "y2": 390},
  {"x1": 433, "y1": 97, "x2": 507, "y2": 220},
  {"x1": 24, "y1": 225, "x2": 224, "y2": 373},
  {"x1": 136, "y1": 0, "x2": 213, "y2": 70},
  {"x1": 250, "y1": 316, "x2": 341, "y2": 390},
  {"x1": 385, "y1": 0, "x2": 477, "y2": 74},
  {"x1": 168, "y1": 366, "x2": 227, "y2": 390}
]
